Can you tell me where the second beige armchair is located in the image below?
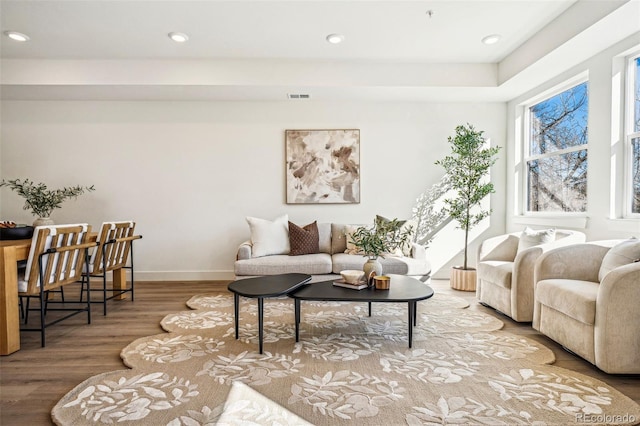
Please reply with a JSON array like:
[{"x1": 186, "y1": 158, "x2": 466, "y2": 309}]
[
  {"x1": 476, "y1": 228, "x2": 586, "y2": 322},
  {"x1": 533, "y1": 240, "x2": 640, "y2": 373}
]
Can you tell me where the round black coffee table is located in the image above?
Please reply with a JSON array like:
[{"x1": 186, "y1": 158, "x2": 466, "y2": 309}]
[{"x1": 289, "y1": 274, "x2": 434, "y2": 348}]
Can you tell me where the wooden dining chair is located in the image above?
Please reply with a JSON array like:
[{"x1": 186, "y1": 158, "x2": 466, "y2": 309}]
[
  {"x1": 19, "y1": 224, "x2": 96, "y2": 347},
  {"x1": 82, "y1": 221, "x2": 142, "y2": 315}
]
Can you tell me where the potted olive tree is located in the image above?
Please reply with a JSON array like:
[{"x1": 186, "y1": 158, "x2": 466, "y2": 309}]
[
  {"x1": 0, "y1": 178, "x2": 95, "y2": 226},
  {"x1": 435, "y1": 124, "x2": 500, "y2": 291}
]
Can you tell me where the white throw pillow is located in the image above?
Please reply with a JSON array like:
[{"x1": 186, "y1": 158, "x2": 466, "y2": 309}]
[
  {"x1": 598, "y1": 237, "x2": 640, "y2": 282},
  {"x1": 517, "y1": 227, "x2": 556, "y2": 252},
  {"x1": 246, "y1": 214, "x2": 290, "y2": 258}
]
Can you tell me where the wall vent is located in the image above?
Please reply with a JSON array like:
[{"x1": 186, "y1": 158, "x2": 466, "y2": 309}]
[{"x1": 287, "y1": 93, "x2": 311, "y2": 99}]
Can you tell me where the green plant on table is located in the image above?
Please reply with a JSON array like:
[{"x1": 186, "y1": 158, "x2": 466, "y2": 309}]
[
  {"x1": 0, "y1": 178, "x2": 95, "y2": 218},
  {"x1": 349, "y1": 217, "x2": 413, "y2": 259}
]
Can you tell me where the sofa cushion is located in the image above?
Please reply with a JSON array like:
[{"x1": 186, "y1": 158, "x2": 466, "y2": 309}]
[
  {"x1": 331, "y1": 223, "x2": 366, "y2": 254},
  {"x1": 318, "y1": 223, "x2": 331, "y2": 254},
  {"x1": 598, "y1": 237, "x2": 640, "y2": 282},
  {"x1": 477, "y1": 261, "x2": 513, "y2": 289},
  {"x1": 246, "y1": 214, "x2": 290, "y2": 258},
  {"x1": 331, "y1": 253, "x2": 430, "y2": 276},
  {"x1": 235, "y1": 253, "x2": 332, "y2": 276},
  {"x1": 517, "y1": 227, "x2": 555, "y2": 252},
  {"x1": 331, "y1": 223, "x2": 348, "y2": 254},
  {"x1": 288, "y1": 221, "x2": 319, "y2": 256},
  {"x1": 536, "y1": 279, "x2": 599, "y2": 325},
  {"x1": 344, "y1": 224, "x2": 364, "y2": 255}
]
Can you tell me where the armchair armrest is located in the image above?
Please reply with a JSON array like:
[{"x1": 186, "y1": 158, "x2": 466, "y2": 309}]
[
  {"x1": 477, "y1": 233, "x2": 519, "y2": 262},
  {"x1": 595, "y1": 262, "x2": 640, "y2": 373},
  {"x1": 236, "y1": 240, "x2": 253, "y2": 260},
  {"x1": 534, "y1": 244, "x2": 610, "y2": 283}
]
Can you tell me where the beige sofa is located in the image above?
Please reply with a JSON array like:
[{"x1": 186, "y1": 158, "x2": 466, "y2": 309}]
[
  {"x1": 476, "y1": 229, "x2": 586, "y2": 322},
  {"x1": 234, "y1": 223, "x2": 431, "y2": 282},
  {"x1": 533, "y1": 240, "x2": 640, "y2": 374}
]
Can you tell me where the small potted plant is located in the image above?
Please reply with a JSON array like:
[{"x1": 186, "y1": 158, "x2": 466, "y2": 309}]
[
  {"x1": 0, "y1": 178, "x2": 95, "y2": 226},
  {"x1": 435, "y1": 124, "x2": 501, "y2": 291},
  {"x1": 349, "y1": 217, "x2": 413, "y2": 278}
]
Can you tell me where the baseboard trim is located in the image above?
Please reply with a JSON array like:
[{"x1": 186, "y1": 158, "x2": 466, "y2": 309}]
[{"x1": 133, "y1": 271, "x2": 235, "y2": 281}]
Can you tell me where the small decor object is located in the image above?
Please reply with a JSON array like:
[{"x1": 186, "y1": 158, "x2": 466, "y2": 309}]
[
  {"x1": 363, "y1": 258, "x2": 383, "y2": 279},
  {"x1": 285, "y1": 129, "x2": 360, "y2": 204},
  {"x1": 435, "y1": 124, "x2": 501, "y2": 291},
  {"x1": 0, "y1": 221, "x2": 34, "y2": 240},
  {"x1": 340, "y1": 269, "x2": 365, "y2": 284},
  {"x1": 373, "y1": 275, "x2": 391, "y2": 290},
  {"x1": 0, "y1": 178, "x2": 95, "y2": 227},
  {"x1": 332, "y1": 280, "x2": 369, "y2": 290}
]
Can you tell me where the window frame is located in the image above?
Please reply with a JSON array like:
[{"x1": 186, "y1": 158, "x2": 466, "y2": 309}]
[
  {"x1": 623, "y1": 51, "x2": 640, "y2": 218},
  {"x1": 521, "y1": 76, "x2": 589, "y2": 215}
]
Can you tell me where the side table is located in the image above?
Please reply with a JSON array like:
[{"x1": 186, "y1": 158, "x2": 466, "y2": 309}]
[{"x1": 227, "y1": 273, "x2": 311, "y2": 353}]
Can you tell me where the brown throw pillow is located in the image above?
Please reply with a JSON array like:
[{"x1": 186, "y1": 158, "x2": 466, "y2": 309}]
[{"x1": 288, "y1": 221, "x2": 320, "y2": 256}]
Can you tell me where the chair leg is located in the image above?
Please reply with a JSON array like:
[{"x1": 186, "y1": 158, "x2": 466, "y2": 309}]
[
  {"x1": 39, "y1": 291, "x2": 46, "y2": 348},
  {"x1": 102, "y1": 272, "x2": 108, "y2": 316},
  {"x1": 24, "y1": 297, "x2": 31, "y2": 324},
  {"x1": 85, "y1": 275, "x2": 92, "y2": 324},
  {"x1": 19, "y1": 296, "x2": 24, "y2": 319},
  {"x1": 130, "y1": 246, "x2": 135, "y2": 302}
]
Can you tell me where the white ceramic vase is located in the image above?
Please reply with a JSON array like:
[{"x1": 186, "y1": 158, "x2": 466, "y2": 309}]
[
  {"x1": 33, "y1": 217, "x2": 54, "y2": 227},
  {"x1": 363, "y1": 258, "x2": 382, "y2": 281}
]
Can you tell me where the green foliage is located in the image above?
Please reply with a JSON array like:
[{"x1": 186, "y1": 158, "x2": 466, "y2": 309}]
[
  {"x1": 349, "y1": 217, "x2": 413, "y2": 259},
  {"x1": 435, "y1": 124, "x2": 501, "y2": 269},
  {"x1": 0, "y1": 178, "x2": 95, "y2": 218}
]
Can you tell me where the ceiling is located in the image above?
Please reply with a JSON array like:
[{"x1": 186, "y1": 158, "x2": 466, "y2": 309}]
[
  {"x1": 1, "y1": 0, "x2": 575, "y2": 62},
  {"x1": 1, "y1": 0, "x2": 638, "y2": 102}
]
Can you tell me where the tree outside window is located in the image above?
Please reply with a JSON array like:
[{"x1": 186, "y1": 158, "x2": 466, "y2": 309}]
[{"x1": 526, "y1": 81, "x2": 589, "y2": 212}]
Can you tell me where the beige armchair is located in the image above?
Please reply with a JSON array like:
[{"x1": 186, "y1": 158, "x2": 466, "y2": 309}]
[
  {"x1": 476, "y1": 229, "x2": 586, "y2": 322},
  {"x1": 533, "y1": 240, "x2": 640, "y2": 374}
]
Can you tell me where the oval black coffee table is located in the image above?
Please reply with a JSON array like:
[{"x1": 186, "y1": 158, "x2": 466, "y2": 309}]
[
  {"x1": 289, "y1": 274, "x2": 434, "y2": 348},
  {"x1": 227, "y1": 273, "x2": 312, "y2": 354}
]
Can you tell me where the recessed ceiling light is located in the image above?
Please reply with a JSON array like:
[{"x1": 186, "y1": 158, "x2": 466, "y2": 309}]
[
  {"x1": 326, "y1": 34, "x2": 345, "y2": 44},
  {"x1": 4, "y1": 31, "x2": 30, "y2": 42},
  {"x1": 481, "y1": 34, "x2": 501, "y2": 45},
  {"x1": 168, "y1": 32, "x2": 189, "y2": 43}
]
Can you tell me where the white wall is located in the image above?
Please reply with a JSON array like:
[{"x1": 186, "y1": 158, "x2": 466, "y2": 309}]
[
  {"x1": 0, "y1": 100, "x2": 507, "y2": 280},
  {"x1": 506, "y1": 33, "x2": 640, "y2": 240}
]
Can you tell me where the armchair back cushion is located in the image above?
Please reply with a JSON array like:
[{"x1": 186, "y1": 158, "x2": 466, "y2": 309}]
[
  {"x1": 597, "y1": 237, "x2": 640, "y2": 282},
  {"x1": 517, "y1": 227, "x2": 556, "y2": 252}
]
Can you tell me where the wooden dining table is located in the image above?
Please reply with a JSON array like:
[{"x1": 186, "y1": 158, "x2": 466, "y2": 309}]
[{"x1": 0, "y1": 234, "x2": 128, "y2": 355}]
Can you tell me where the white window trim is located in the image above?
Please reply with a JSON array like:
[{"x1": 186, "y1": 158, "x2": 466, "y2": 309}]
[
  {"x1": 521, "y1": 75, "x2": 589, "y2": 215},
  {"x1": 623, "y1": 51, "x2": 640, "y2": 218}
]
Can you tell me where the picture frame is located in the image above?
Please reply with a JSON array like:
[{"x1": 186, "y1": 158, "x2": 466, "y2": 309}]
[{"x1": 285, "y1": 129, "x2": 360, "y2": 204}]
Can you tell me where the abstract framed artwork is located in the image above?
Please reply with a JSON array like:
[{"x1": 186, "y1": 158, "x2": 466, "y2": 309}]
[{"x1": 285, "y1": 129, "x2": 360, "y2": 204}]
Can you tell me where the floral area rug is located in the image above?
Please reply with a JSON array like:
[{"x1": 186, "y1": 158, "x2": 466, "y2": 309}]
[{"x1": 52, "y1": 292, "x2": 640, "y2": 425}]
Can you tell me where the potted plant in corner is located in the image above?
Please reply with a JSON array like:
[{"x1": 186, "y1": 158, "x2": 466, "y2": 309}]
[
  {"x1": 349, "y1": 217, "x2": 413, "y2": 279},
  {"x1": 0, "y1": 178, "x2": 95, "y2": 226},
  {"x1": 435, "y1": 124, "x2": 501, "y2": 291}
]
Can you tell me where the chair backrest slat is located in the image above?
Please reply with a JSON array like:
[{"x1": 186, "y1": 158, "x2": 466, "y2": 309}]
[
  {"x1": 23, "y1": 224, "x2": 92, "y2": 295},
  {"x1": 89, "y1": 221, "x2": 138, "y2": 274}
]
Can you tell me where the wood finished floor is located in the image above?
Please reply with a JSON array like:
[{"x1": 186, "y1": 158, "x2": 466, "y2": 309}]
[{"x1": 1, "y1": 280, "x2": 638, "y2": 425}]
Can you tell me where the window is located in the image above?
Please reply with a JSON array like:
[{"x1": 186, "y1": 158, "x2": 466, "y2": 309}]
[
  {"x1": 626, "y1": 54, "x2": 640, "y2": 215},
  {"x1": 525, "y1": 81, "x2": 588, "y2": 212}
]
